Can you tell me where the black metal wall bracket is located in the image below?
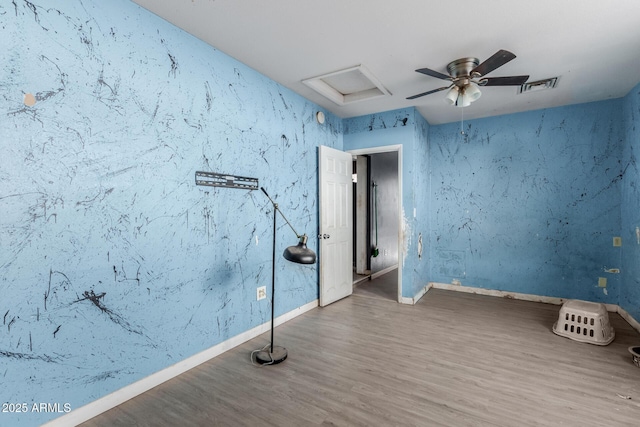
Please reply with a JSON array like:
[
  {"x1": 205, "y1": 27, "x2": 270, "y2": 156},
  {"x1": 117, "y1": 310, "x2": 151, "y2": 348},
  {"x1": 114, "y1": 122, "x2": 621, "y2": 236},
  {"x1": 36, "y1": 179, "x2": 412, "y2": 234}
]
[{"x1": 195, "y1": 171, "x2": 259, "y2": 190}]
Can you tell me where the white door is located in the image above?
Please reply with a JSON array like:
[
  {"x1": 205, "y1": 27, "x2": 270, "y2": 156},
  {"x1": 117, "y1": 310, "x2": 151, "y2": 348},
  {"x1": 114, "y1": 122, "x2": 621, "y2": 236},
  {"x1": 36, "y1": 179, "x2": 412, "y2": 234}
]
[{"x1": 319, "y1": 145, "x2": 353, "y2": 307}]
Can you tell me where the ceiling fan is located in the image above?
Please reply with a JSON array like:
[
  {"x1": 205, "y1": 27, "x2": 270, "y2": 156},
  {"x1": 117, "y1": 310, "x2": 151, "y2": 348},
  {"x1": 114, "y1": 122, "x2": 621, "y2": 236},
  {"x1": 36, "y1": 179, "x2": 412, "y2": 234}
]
[{"x1": 407, "y1": 49, "x2": 529, "y2": 107}]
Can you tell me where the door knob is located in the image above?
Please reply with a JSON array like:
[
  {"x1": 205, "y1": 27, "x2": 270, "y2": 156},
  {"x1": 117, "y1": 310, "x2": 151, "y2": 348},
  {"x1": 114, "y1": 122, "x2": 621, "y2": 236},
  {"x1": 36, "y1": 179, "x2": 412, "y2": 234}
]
[{"x1": 317, "y1": 234, "x2": 331, "y2": 239}]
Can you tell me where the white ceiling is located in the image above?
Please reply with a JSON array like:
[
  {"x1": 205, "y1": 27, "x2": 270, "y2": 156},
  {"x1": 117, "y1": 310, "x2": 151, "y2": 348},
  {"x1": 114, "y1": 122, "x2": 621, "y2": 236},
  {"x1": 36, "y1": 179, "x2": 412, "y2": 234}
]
[{"x1": 132, "y1": 0, "x2": 640, "y2": 125}]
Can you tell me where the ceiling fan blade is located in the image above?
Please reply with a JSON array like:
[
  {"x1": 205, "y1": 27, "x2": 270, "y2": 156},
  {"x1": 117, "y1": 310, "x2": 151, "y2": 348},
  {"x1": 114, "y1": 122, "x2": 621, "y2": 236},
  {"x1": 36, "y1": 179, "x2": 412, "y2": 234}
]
[
  {"x1": 479, "y1": 75, "x2": 529, "y2": 86},
  {"x1": 406, "y1": 86, "x2": 450, "y2": 100},
  {"x1": 471, "y1": 50, "x2": 516, "y2": 77},
  {"x1": 415, "y1": 68, "x2": 452, "y2": 80}
]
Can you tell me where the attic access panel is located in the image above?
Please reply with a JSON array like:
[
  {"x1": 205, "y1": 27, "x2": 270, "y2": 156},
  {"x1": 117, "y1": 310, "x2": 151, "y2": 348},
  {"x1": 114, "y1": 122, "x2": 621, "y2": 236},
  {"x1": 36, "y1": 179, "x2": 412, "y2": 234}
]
[{"x1": 303, "y1": 65, "x2": 390, "y2": 105}]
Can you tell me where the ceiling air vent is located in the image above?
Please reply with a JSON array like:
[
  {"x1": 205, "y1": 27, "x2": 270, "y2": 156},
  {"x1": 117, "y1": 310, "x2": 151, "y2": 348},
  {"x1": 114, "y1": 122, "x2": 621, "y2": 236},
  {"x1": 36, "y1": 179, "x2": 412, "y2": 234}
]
[
  {"x1": 519, "y1": 77, "x2": 559, "y2": 94},
  {"x1": 302, "y1": 65, "x2": 390, "y2": 106}
]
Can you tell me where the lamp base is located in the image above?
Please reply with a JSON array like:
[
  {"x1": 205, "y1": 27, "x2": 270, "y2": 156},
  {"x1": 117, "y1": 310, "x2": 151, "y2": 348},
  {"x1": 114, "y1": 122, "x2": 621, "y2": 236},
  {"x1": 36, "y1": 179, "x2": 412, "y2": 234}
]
[{"x1": 255, "y1": 345, "x2": 288, "y2": 365}]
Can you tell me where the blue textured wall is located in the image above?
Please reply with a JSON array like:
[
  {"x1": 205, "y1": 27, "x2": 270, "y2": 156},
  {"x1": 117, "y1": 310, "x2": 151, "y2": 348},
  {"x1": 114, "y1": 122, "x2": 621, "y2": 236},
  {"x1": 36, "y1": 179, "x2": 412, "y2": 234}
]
[
  {"x1": 0, "y1": 1, "x2": 340, "y2": 425},
  {"x1": 621, "y1": 82, "x2": 640, "y2": 320},
  {"x1": 346, "y1": 101, "x2": 628, "y2": 304},
  {"x1": 408, "y1": 111, "x2": 431, "y2": 298},
  {"x1": 429, "y1": 101, "x2": 624, "y2": 302},
  {"x1": 2, "y1": 2, "x2": 638, "y2": 426},
  {"x1": 344, "y1": 108, "x2": 432, "y2": 299}
]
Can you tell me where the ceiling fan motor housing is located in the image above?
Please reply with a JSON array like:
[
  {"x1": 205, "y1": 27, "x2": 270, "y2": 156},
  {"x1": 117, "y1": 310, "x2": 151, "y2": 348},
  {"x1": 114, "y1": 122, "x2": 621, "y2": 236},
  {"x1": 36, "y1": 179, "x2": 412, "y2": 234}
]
[{"x1": 447, "y1": 57, "x2": 480, "y2": 86}]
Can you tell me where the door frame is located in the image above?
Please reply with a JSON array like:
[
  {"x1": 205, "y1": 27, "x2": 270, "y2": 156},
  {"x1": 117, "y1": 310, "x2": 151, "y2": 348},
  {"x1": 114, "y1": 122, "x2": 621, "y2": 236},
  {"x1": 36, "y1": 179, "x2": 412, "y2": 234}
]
[{"x1": 347, "y1": 144, "x2": 402, "y2": 303}]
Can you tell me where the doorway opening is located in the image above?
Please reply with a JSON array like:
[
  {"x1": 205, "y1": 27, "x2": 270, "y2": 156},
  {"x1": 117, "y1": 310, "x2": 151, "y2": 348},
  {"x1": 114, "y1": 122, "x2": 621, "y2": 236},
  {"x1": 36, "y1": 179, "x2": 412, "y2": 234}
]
[{"x1": 348, "y1": 145, "x2": 402, "y2": 302}]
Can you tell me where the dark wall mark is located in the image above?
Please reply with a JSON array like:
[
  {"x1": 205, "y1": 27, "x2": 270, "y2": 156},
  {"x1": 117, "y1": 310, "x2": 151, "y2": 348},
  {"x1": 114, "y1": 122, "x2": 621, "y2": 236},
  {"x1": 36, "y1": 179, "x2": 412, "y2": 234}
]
[
  {"x1": 74, "y1": 291, "x2": 144, "y2": 336},
  {"x1": 36, "y1": 89, "x2": 62, "y2": 103},
  {"x1": 168, "y1": 53, "x2": 178, "y2": 77},
  {"x1": 205, "y1": 81, "x2": 213, "y2": 112},
  {"x1": 278, "y1": 92, "x2": 289, "y2": 110},
  {"x1": 184, "y1": 118, "x2": 202, "y2": 131},
  {"x1": 281, "y1": 134, "x2": 290, "y2": 148},
  {"x1": 203, "y1": 207, "x2": 211, "y2": 243},
  {"x1": 77, "y1": 290, "x2": 106, "y2": 311},
  {"x1": 7, "y1": 317, "x2": 16, "y2": 332},
  {"x1": 0, "y1": 349, "x2": 59, "y2": 363},
  {"x1": 23, "y1": 0, "x2": 44, "y2": 28},
  {"x1": 53, "y1": 325, "x2": 61, "y2": 337},
  {"x1": 86, "y1": 370, "x2": 121, "y2": 384},
  {"x1": 78, "y1": 23, "x2": 94, "y2": 56},
  {"x1": 259, "y1": 148, "x2": 270, "y2": 166},
  {"x1": 45, "y1": 269, "x2": 72, "y2": 311},
  {"x1": 97, "y1": 70, "x2": 117, "y2": 98},
  {"x1": 116, "y1": 262, "x2": 141, "y2": 286}
]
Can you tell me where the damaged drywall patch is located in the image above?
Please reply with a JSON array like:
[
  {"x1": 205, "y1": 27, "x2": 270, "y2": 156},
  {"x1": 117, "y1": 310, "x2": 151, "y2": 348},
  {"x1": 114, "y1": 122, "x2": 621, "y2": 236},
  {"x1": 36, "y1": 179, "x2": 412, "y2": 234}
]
[
  {"x1": 24, "y1": 92, "x2": 36, "y2": 106},
  {"x1": 401, "y1": 208, "x2": 410, "y2": 266},
  {"x1": 597, "y1": 277, "x2": 608, "y2": 295},
  {"x1": 434, "y1": 249, "x2": 466, "y2": 278}
]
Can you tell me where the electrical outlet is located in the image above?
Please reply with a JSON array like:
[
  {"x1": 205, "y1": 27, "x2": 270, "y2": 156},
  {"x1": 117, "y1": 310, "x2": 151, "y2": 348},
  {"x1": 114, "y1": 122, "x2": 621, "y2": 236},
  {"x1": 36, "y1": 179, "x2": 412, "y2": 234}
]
[{"x1": 257, "y1": 286, "x2": 267, "y2": 301}]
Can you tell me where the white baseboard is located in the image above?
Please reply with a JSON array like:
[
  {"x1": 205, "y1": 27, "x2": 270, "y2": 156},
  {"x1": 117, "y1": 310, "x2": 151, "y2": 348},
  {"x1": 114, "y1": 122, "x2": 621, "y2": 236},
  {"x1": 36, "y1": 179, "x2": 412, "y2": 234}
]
[
  {"x1": 616, "y1": 304, "x2": 640, "y2": 333},
  {"x1": 423, "y1": 282, "x2": 640, "y2": 334},
  {"x1": 42, "y1": 299, "x2": 318, "y2": 427},
  {"x1": 426, "y1": 282, "x2": 568, "y2": 305},
  {"x1": 400, "y1": 284, "x2": 428, "y2": 305},
  {"x1": 371, "y1": 264, "x2": 398, "y2": 280}
]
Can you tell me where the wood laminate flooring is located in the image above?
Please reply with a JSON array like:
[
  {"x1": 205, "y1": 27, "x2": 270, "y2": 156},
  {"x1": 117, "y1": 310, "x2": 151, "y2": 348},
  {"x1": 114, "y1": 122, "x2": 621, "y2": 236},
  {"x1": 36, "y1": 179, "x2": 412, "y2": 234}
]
[
  {"x1": 80, "y1": 289, "x2": 640, "y2": 426},
  {"x1": 353, "y1": 268, "x2": 398, "y2": 302}
]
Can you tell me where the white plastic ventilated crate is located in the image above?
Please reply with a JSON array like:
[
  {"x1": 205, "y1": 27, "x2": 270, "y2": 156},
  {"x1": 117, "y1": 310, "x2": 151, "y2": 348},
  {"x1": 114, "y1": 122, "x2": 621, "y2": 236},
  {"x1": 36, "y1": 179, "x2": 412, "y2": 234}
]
[{"x1": 552, "y1": 299, "x2": 615, "y2": 345}]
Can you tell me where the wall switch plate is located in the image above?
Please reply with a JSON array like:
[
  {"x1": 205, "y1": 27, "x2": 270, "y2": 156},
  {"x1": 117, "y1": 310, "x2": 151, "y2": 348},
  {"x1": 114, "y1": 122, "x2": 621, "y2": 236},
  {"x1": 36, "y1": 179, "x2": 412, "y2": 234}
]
[
  {"x1": 598, "y1": 277, "x2": 607, "y2": 288},
  {"x1": 613, "y1": 237, "x2": 622, "y2": 247},
  {"x1": 257, "y1": 286, "x2": 267, "y2": 301}
]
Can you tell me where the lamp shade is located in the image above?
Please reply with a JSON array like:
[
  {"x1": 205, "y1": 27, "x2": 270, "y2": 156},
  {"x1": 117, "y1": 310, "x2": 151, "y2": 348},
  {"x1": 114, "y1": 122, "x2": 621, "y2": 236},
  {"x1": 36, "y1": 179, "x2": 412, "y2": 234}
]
[
  {"x1": 456, "y1": 92, "x2": 471, "y2": 108},
  {"x1": 464, "y1": 82, "x2": 482, "y2": 102},
  {"x1": 444, "y1": 86, "x2": 459, "y2": 105},
  {"x1": 455, "y1": 83, "x2": 481, "y2": 108},
  {"x1": 283, "y1": 235, "x2": 316, "y2": 264}
]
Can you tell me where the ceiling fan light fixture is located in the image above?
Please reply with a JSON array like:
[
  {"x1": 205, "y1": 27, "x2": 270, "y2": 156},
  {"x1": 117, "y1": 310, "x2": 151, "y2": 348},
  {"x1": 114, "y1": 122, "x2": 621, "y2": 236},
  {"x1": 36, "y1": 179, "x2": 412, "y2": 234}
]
[
  {"x1": 464, "y1": 82, "x2": 482, "y2": 102},
  {"x1": 455, "y1": 92, "x2": 472, "y2": 108},
  {"x1": 453, "y1": 83, "x2": 481, "y2": 108},
  {"x1": 444, "y1": 86, "x2": 459, "y2": 105}
]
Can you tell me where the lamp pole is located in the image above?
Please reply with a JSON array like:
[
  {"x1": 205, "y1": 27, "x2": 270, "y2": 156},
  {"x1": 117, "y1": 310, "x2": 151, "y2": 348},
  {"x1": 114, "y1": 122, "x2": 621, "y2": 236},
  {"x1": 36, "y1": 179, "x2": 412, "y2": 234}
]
[
  {"x1": 269, "y1": 203, "x2": 277, "y2": 355},
  {"x1": 254, "y1": 187, "x2": 316, "y2": 365}
]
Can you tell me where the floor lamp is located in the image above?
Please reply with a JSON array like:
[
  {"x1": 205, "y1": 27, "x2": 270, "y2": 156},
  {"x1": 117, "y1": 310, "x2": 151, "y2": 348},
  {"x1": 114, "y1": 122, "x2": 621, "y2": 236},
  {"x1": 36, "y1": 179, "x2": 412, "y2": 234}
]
[{"x1": 255, "y1": 187, "x2": 316, "y2": 365}]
